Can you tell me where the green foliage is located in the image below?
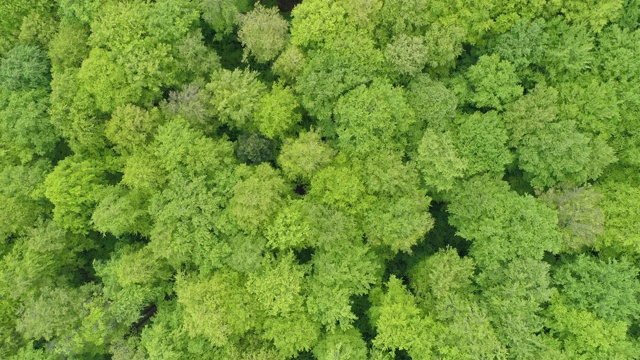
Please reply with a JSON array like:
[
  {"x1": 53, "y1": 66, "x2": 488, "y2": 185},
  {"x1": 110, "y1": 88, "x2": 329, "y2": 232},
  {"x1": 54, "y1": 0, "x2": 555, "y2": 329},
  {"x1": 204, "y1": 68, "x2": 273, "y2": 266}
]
[
  {"x1": 3, "y1": 1, "x2": 640, "y2": 358},
  {"x1": 162, "y1": 81, "x2": 216, "y2": 134},
  {"x1": 369, "y1": 275, "x2": 436, "y2": 358},
  {"x1": 408, "y1": 247, "x2": 476, "y2": 311},
  {"x1": 48, "y1": 68, "x2": 108, "y2": 155},
  {"x1": 264, "y1": 199, "x2": 313, "y2": 251},
  {"x1": 277, "y1": 129, "x2": 335, "y2": 182},
  {"x1": 78, "y1": 0, "x2": 200, "y2": 112},
  {"x1": 272, "y1": 46, "x2": 306, "y2": 82},
  {"x1": 560, "y1": 0, "x2": 624, "y2": 32},
  {"x1": 416, "y1": 129, "x2": 467, "y2": 193},
  {"x1": 0, "y1": 45, "x2": 50, "y2": 91},
  {"x1": 229, "y1": 164, "x2": 289, "y2": 234},
  {"x1": 308, "y1": 160, "x2": 372, "y2": 218},
  {"x1": 333, "y1": 79, "x2": 416, "y2": 156},
  {"x1": 596, "y1": 180, "x2": 640, "y2": 255},
  {"x1": 43, "y1": 155, "x2": 111, "y2": 234},
  {"x1": 16, "y1": 284, "x2": 99, "y2": 342},
  {"x1": 235, "y1": 132, "x2": 276, "y2": 164},
  {"x1": 545, "y1": 296, "x2": 639, "y2": 359},
  {"x1": 238, "y1": 3, "x2": 289, "y2": 63},
  {"x1": 478, "y1": 258, "x2": 554, "y2": 359},
  {"x1": 465, "y1": 54, "x2": 523, "y2": 110},
  {"x1": 503, "y1": 85, "x2": 559, "y2": 147},
  {"x1": 490, "y1": 18, "x2": 549, "y2": 71},
  {"x1": 558, "y1": 77, "x2": 620, "y2": 139},
  {"x1": 384, "y1": 34, "x2": 429, "y2": 77},
  {"x1": 313, "y1": 328, "x2": 368, "y2": 360},
  {"x1": 200, "y1": 0, "x2": 252, "y2": 40},
  {"x1": 148, "y1": 174, "x2": 231, "y2": 269},
  {"x1": 406, "y1": 75, "x2": 458, "y2": 131},
  {"x1": 517, "y1": 121, "x2": 617, "y2": 188},
  {"x1": 455, "y1": 111, "x2": 513, "y2": 176},
  {"x1": 92, "y1": 186, "x2": 153, "y2": 237},
  {"x1": 364, "y1": 194, "x2": 433, "y2": 253},
  {"x1": 206, "y1": 68, "x2": 266, "y2": 130},
  {"x1": 0, "y1": 88, "x2": 59, "y2": 164},
  {"x1": 0, "y1": 161, "x2": 52, "y2": 244},
  {"x1": 449, "y1": 175, "x2": 562, "y2": 268},
  {"x1": 18, "y1": 12, "x2": 57, "y2": 48},
  {"x1": 296, "y1": 36, "x2": 386, "y2": 123},
  {"x1": 543, "y1": 21, "x2": 595, "y2": 82},
  {"x1": 307, "y1": 240, "x2": 381, "y2": 330},
  {"x1": 539, "y1": 186, "x2": 605, "y2": 252},
  {"x1": 255, "y1": 81, "x2": 302, "y2": 139},
  {"x1": 176, "y1": 270, "x2": 258, "y2": 347},
  {"x1": 47, "y1": 21, "x2": 90, "y2": 71},
  {"x1": 553, "y1": 255, "x2": 640, "y2": 323},
  {"x1": 105, "y1": 104, "x2": 162, "y2": 156},
  {"x1": 173, "y1": 31, "x2": 222, "y2": 81}
]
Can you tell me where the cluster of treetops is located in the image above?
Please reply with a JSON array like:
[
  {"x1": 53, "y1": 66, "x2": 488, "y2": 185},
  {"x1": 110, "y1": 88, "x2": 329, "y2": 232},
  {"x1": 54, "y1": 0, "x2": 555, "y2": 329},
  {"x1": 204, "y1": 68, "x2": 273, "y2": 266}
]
[{"x1": 2, "y1": 0, "x2": 640, "y2": 359}]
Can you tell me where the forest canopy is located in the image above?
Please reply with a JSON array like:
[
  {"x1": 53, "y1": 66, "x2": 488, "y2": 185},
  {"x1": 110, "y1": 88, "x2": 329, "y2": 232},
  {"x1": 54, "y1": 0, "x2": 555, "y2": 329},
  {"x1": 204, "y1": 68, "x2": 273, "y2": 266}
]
[{"x1": 1, "y1": 0, "x2": 640, "y2": 359}]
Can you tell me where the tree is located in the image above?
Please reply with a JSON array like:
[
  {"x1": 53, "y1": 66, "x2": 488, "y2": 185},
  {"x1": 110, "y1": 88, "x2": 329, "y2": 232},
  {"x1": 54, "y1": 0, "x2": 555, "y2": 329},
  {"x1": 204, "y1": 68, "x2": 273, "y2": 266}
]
[
  {"x1": 48, "y1": 68, "x2": 108, "y2": 155},
  {"x1": 200, "y1": 0, "x2": 252, "y2": 40},
  {"x1": 264, "y1": 199, "x2": 314, "y2": 251},
  {"x1": 596, "y1": 180, "x2": 640, "y2": 255},
  {"x1": 363, "y1": 193, "x2": 433, "y2": 253},
  {"x1": 228, "y1": 164, "x2": 289, "y2": 234},
  {"x1": 0, "y1": 45, "x2": 50, "y2": 91},
  {"x1": 148, "y1": 174, "x2": 231, "y2": 270},
  {"x1": 542, "y1": 20, "x2": 595, "y2": 83},
  {"x1": 277, "y1": 129, "x2": 335, "y2": 183},
  {"x1": 272, "y1": 46, "x2": 306, "y2": 82},
  {"x1": 92, "y1": 186, "x2": 153, "y2": 237},
  {"x1": 0, "y1": 88, "x2": 59, "y2": 164},
  {"x1": 448, "y1": 175, "x2": 562, "y2": 269},
  {"x1": 255, "y1": 81, "x2": 302, "y2": 140},
  {"x1": 43, "y1": 155, "x2": 111, "y2": 234},
  {"x1": 545, "y1": 296, "x2": 639, "y2": 359},
  {"x1": 234, "y1": 132, "x2": 276, "y2": 165},
  {"x1": 176, "y1": 270, "x2": 258, "y2": 347},
  {"x1": 246, "y1": 252, "x2": 320, "y2": 357},
  {"x1": 465, "y1": 54, "x2": 523, "y2": 110},
  {"x1": 206, "y1": 69, "x2": 266, "y2": 130},
  {"x1": 560, "y1": 0, "x2": 624, "y2": 33},
  {"x1": 333, "y1": 79, "x2": 416, "y2": 156},
  {"x1": 517, "y1": 121, "x2": 616, "y2": 189},
  {"x1": 558, "y1": 77, "x2": 620, "y2": 139},
  {"x1": 313, "y1": 328, "x2": 368, "y2": 360},
  {"x1": 369, "y1": 276, "x2": 436, "y2": 358},
  {"x1": 161, "y1": 81, "x2": 216, "y2": 134},
  {"x1": 295, "y1": 36, "x2": 386, "y2": 124},
  {"x1": 490, "y1": 18, "x2": 549, "y2": 72},
  {"x1": 105, "y1": 104, "x2": 162, "y2": 156},
  {"x1": 47, "y1": 20, "x2": 90, "y2": 72},
  {"x1": 0, "y1": 161, "x2": 52, "y2": 245},
  {"x1": 538, "y1": 186, "x2": 605, "y2": 252},
  {"x1": 307, "y1": 240, "x2": 382, "y2": 330},
  {"x1": 384, "y1": 34, "x2": 429, "y2": 77},
  {"x1": 406, "y1": 74, "x2": 458, "y2": 132},
  {"x1": 308, "y1": 159, "x2": 374, "y2": 218},
  {"x1": 416, "y1": 129, "x2": 467, "y2": 193},
  {"x1": 502, "y1": 85, "x2": 559, "y2": 147},
  {"x1": 78, "y1": 0, "x2": 200, "y2": 112},
  {"x1": 477, "y1": 258, "x2": 555, "y2": 359},
  {"x1": 0, "y1": 0, "x2": 55, "y2": 53},
  {"x1": 553, "y1": 255, "x2": 640, "y2": 323},
  {"x1": 238, "y1": 3, "x2": 289, "y2": 63},
  {"x1": 454, "y1": 111, "x2": 513, "y2": 176}
]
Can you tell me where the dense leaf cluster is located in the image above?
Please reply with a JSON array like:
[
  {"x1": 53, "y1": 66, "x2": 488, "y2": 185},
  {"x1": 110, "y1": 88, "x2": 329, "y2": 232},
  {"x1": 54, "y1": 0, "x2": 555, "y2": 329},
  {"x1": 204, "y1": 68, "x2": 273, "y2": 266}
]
[{"x1": 1, "y1": 0, "x2": 640, "y2": 359}]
